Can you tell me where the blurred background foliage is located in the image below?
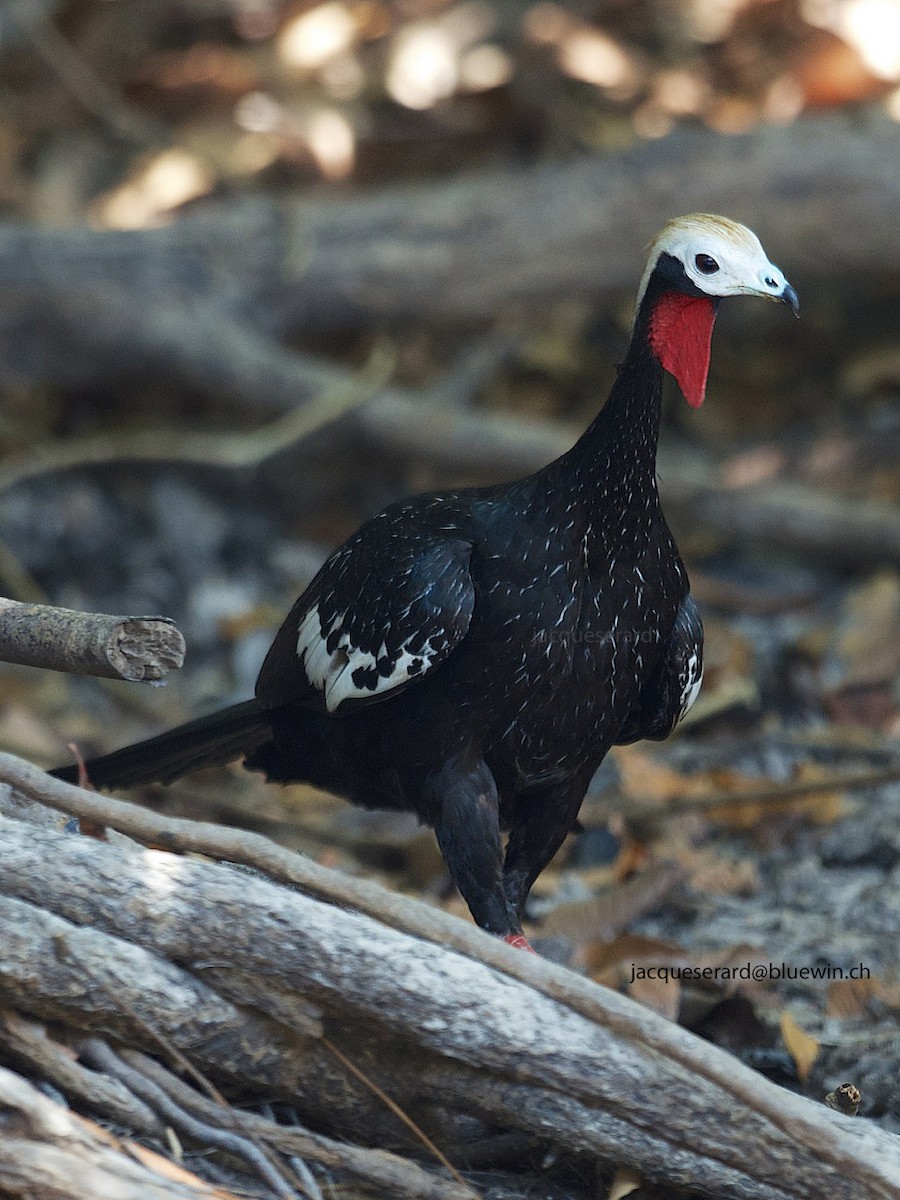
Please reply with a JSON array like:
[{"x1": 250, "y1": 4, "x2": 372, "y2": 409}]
[{"x1": 3, "y1": 0, "x2": 900, "y2": 209}]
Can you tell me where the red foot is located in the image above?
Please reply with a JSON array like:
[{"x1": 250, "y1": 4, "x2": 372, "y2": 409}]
[{"x1": 503, "y1": 933, "x2": 536, "y2": 953}]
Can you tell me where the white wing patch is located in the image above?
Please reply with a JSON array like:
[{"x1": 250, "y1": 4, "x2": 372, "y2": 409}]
[
  {"x1": 678, "y1": 651, "x2": 703, "y2": 721},
  {"x1": 297, "y1": 604, "x2": 441, "y2": 712}
]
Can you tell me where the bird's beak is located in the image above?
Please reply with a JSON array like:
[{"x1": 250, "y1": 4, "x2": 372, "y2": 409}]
[{"x1": 779, "y1": 281, "x2": 800, "y2": 318}]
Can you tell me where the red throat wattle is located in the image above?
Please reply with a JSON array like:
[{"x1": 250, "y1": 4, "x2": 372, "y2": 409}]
[{"x1": 647, "y1": 292, "x2": 717, "y2": 408}]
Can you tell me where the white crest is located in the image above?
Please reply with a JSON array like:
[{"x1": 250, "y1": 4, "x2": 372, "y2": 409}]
[{"x1": 635, "y1": 214, "x2": 791, "y2": 316}]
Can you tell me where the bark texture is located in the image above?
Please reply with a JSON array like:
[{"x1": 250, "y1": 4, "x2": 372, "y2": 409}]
[
  {"x1": 0, "y1": 599, "x2": 185, "y2": 682},
  {"x1": 0, "y1": 755, "x2": 897, "y2": 1199}
]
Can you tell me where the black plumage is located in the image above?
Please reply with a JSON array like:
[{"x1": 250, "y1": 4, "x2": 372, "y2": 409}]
[{"x1": 52, "y1": 215, "x2": 798, "y2": 947}]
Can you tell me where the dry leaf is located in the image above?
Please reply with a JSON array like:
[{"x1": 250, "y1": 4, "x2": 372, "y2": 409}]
[
  {"x1": 702, "y1": 762, "x2": 846, "y2": 829},
  {"x1": 612, "y1": 747, "x2": 829, "y2": 835},
  {"x1": 826, "y1": 571, "x2": 900, "y2": 690},
  {"x1": 665, "y1": 841, "x2": 760, "y2": 896},
  {"x1": 795, "y1": 30, "x2": 886, "y2": 107},
  {"x1": 541, "y1": 863, "x2": 684, "y2": 942},
  {"x1": 780, "y1": 1011, "x2": 819, "y2": 1082},
  {"x1": 612, "y1": 745, "x2": 693, "y2": 803},
  {"x1": 827, "y1": 977, "x2": 900, "y2": 1018},
  {"x1": 826, "y1": 684, "x2": 897, "y2": 731},
  {"x1": 782, "y1": 763, "x2": 847, "y2": 824},
  {"x1": 608, "y1": 1165, "x2": 643, "y2": 1200},
  {"x1": 589, "y1": 932, "x2": 689, "y2": 977},
  {"x1": 827, "y1": 977, "x2": 878, "y2": 1019},
  {"x1": 628, "y1": 972, "x2": 681, "y2": 1021},
  {"x1": 694, "y1": 944, "x2": 774, "y2": 1000}
]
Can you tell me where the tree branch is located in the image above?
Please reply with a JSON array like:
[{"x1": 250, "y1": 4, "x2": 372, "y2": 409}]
[
  {"x1": 0, "y1": 755, "x2": 897, "y2": 1200},
  {"x1": 0, "y1": 114, "x2": 898, "y2": 347},
  {"x1": 0, "y1": 599, "x2": 185, "y2": 682}
]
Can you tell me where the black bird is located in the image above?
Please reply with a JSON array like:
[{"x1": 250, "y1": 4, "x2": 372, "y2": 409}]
[{"x1": 53, "y1": 215, "x2": 798, "y2": 950}]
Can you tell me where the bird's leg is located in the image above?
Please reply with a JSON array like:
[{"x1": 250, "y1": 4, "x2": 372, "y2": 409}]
[
  {"x1": 501, "y1": 779, "x2": 588, "y2": 925},
  {"x1": 425, "y1": 756, "x2": 521, "y2": 939}
]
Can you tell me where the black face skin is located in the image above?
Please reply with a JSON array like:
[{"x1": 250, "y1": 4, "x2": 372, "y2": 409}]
[
  {"x1": 633, "y1": 250, "x2": 722, "y2": 344},
  {"x1": 651, "y1": 250, "x2": 714, "y2": 300}
]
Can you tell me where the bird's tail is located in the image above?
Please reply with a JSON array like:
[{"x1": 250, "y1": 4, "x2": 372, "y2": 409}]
[{"x1": 50, "y1": 699, "x2": 273, "y2": 789}]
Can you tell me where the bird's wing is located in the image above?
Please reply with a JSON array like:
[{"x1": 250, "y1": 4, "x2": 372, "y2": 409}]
[
  {"x1": 614, "y1": 593, "x2": 704, "y2": 744},
  {"x1": 257, "y1": 535, "x2": 476, "y2": 713}
]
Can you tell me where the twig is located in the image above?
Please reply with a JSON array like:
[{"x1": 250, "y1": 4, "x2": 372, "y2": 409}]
[
  {"x1": 0, "y1": 1064, "x2": 238, "y2": 1199},
  {"x1": 121, "y1": 1052, "x2": 473, "y2": 1200},
  {"x1": 586, "y1": 763, "x2": 900, "y2": 832},
  {"x1": 0, "y1": 599, "x2": 185, "y2": 683},
  {"x1": 0, "y1": 116, "x2": 897, "y2": 333},
  {"x1": 351, "y1": 396, "x2": 900, "y2": 567},
  {"x1": 80, "y1": 1041, "x2": 300, "y2": 1200},
  {"x1": 115, "y1": 1050, "x2": 324, "y2": 1200},
  {"x1": 0, "y1": 283, "x2": 897, "y2": 566},
  {"x1": 286, "y1": 1157, "x2": 323, "y2": 1200},
  {"x1": 322, "y1": 1036, "x2": 476, "y2": 1198},
  {"x1": 0, "y1": 1009, "x2": 162, "y2": 1136},
  {"x1": 109, "y1": 995, "x2": 323, "y2": 1200},
  {"x1": 6, "y1": 1, "x2": 162, "y2": 146},
  {"x1": 0, "y1": 341, "x2": 395, "y2": 496}
]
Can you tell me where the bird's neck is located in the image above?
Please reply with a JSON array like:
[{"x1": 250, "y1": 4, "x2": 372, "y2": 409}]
[
  {"x1": 549, "y1": 275, "x2": 718, "y2": 519},
  {"x1": 551, "y1": 302, "x2": 666, "y2": 509}
]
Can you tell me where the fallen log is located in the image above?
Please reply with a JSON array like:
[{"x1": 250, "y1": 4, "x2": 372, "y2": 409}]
[
  {"x1": 0, "y1": 754, "x2": 897, "y2": 1200},
  {"x1": 2, "y1": 363, "x2": 898, "y2": 568},
  {"x1": 1, "y1": 115, "x2": 896, "y2": 574},
  {"x1": 0, "y1": 114, "x2": 897, "y2": 385},
  {"x1": 349, "y1": 394, "x2": 900, "y2": 567}
]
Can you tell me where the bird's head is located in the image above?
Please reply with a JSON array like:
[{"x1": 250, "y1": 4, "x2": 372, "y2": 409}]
[{"x1": 634, "y1": 214, "x2": 799, "y2": 409}]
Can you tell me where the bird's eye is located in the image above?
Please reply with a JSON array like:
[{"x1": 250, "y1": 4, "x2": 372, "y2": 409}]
[{"x1": 695, "y1": 253, "x2": 720, "y2": 275}]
